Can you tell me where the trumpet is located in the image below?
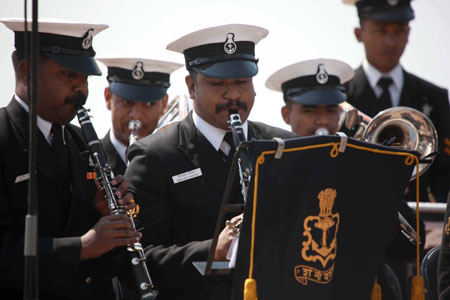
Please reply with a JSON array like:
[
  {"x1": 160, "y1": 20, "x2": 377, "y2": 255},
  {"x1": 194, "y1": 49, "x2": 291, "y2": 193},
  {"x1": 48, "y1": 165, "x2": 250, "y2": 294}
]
[
  {"x1": 128, "y1": 120, "x2": 142, "y2": 146},
  {"x1": 315, "y1": 128, "x2": 330, "y2": 136}
]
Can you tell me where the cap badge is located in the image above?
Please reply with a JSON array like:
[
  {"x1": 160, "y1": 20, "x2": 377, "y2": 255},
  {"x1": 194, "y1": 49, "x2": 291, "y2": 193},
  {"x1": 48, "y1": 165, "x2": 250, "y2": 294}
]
[
  {"x1": 224, "y1": 33, "x2": 237, "y2": 54},
  {"x1": 316, "y1": 64, "x2": 329, "y2": 85},
  {"x1": 132, "y1": 61, "x2": 145, "y2": 80},
  {"x1": 82, "y1": 29, "x2": 94, "y2": 50},
  {"x1": 386, "y1": 0, "x2": 399, "y2": 6}
]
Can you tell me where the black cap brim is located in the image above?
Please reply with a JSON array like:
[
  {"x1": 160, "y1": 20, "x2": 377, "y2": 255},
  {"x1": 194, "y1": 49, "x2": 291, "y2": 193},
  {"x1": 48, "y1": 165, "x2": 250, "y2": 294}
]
[
  {"x1": 359, "y1": 5, "x2": 415, "y2": 22},
  {"x1": 193, "y1": 60, "x2": 258, "y2": 79},
  {"x1": 109, "y1": 82, "x2": 167, "y2": 103},
  {"x1": 289, "y1": 89, "x2": 346, "y2": 105},
  {"x1": 45, "y1": 53, "x2": 102, "y2": 76},
  {"x1": 369, "y1": 9, "x2": 414, "y2": 22}
]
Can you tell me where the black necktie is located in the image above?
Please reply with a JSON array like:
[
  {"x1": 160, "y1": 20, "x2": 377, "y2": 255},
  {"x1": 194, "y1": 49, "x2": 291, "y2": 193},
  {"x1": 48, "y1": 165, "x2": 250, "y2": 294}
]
[
  {"x1": 219, "y1": 132, "x2": 235, "y2": 161},
  {"x1": 377, "y1": 77, "x2": 394, "y2": 110},
  {"x1": 51, "y1": 124, "x2": 69, "y2": 176}
]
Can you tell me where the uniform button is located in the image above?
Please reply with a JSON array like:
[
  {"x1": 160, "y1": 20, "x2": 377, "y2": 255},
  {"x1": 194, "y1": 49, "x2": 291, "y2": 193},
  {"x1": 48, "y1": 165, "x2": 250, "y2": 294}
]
[{"x1": 85, "y1": 277, "x2": 93, "y2": 284}]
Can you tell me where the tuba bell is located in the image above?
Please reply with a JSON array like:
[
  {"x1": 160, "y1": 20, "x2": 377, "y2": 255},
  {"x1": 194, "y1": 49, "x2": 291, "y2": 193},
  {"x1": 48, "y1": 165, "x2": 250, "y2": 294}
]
[{"x1": 339, "y1": 102, "x2": 438, "y2": 180}]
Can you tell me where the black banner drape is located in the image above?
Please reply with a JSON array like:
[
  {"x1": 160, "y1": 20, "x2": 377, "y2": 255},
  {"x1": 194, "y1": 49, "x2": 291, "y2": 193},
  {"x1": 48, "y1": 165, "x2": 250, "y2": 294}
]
[{"x1": 232, "y1": 135, "x2": 418, "y2": 300}]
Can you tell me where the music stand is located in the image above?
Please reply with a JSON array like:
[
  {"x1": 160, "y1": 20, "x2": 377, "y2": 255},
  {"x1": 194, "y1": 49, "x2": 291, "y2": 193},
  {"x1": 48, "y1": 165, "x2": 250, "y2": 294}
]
[
  {"x1": 192, "y1": 142, "x2": 252, "y2": 276},
  {"x1": 230, "y1": 135, "x2": 419, "y2": 300}
]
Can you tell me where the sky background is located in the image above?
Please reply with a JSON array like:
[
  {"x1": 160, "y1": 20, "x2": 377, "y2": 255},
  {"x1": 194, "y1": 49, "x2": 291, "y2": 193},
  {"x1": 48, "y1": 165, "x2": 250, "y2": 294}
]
[{"x1": 0, "y1": 0, "x2": 449, "y2": 137}]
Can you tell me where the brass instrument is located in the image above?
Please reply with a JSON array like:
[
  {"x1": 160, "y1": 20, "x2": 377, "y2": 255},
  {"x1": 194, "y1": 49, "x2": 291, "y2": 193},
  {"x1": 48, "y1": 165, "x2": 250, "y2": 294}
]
[
  {"x1": 315, "y1": 128, "x2": 330, "y2": 136},
  {"x1": 339, "y1": 102, "x2": 438, "y2": 245},
  {"x1": 157, "y1": 94, "x2": 191, "y2": 129},
  {"x1": 128, "y1": 119, "x2": 142, "y2": 146},
  {"x1": 339, "y1": 102, "x2": 438, "y2": 179}
]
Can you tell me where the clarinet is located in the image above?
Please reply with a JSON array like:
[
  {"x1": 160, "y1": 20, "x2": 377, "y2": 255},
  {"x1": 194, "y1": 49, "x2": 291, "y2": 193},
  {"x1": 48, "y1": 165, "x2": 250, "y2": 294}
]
[
  {"x1": 224, "y1": 110, "x2": 253, "y2": 264},
  {"x1": 229, "y1": 109, "x2": 253, "y2": 201},
  {"x1": 75, "y1": 105, "x2": 155, "y2": 300}
]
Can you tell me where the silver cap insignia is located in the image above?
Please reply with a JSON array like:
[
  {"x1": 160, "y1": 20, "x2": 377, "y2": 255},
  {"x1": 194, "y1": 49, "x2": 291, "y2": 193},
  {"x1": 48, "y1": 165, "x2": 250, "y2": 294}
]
[
  {"x1": 132, "y1": 61, "x2": 145, "y2": 80},
  {"x1": 82, "y1": 29, "x2": 94, "y2": 50},
  {"x1": 224, "y1": 33, "x2": 237, "y2": 54},
  {"x1": 316, "y1": 64, "x2": 329, "y2": 84}
]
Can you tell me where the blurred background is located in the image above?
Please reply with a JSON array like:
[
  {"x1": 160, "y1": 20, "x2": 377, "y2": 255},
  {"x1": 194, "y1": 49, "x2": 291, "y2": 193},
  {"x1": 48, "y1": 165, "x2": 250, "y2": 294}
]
[{"x1": 0, "y1": 0, "x2": 449, "y2": 136}]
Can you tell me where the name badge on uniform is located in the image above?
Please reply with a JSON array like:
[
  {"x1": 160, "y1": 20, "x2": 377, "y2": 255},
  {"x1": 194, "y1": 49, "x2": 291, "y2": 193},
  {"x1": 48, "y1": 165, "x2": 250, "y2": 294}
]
[
  {"x1": 15, "y1": 173, "x2": 30, "y2": 183},
  {"x1": 172, "y1": 168, "x2": 202, "y2": 184}
]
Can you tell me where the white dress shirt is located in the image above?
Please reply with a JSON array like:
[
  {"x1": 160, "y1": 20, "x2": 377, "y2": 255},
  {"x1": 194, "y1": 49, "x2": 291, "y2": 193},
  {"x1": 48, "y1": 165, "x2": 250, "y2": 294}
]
[
  {"x1": 110, "y1": 130, "x2": 127, "y2": 164},
  {"x1": 192, "y1": 109, "x2": 248, "y2": 156},
  {"x1": 362, "y1": 60, "x2": 404, "y2": 107},
  {"x1": 15, "y1": 95, "x2": 65, "y2": 145},
  {"x1": 192, "y1": 109, "x2": 249, "y2": 269}
]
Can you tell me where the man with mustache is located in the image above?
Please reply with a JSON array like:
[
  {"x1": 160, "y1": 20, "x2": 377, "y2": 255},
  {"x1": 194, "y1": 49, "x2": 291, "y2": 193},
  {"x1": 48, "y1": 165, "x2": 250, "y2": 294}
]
[
  {"x1": 344, "y1": 0, "x2": 450, "y2": 204},
  {"x1": 0, "y1": 19, "x2": 140, "y2": 299},
  {"x1": 124, "y1": 24, "x2": 295, "y2": 300},
  {"x1": 96, "y1": 57, "x2": 182, "y2": 175}
]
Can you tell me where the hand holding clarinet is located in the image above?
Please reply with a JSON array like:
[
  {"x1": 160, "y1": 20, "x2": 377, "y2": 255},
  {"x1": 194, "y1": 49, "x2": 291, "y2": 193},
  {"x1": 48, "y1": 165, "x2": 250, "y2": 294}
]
[
  {"x1": 76, "y1": 105, "x2": 155, "y2": 299},
  {"x1": 215, "y1": 109, "x2": 251, "y2": 262}
]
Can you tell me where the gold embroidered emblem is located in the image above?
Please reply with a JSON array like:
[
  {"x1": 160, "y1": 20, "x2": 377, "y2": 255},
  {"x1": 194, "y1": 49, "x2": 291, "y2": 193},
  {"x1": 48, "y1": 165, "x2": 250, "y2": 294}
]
[
  {"x1": 128, "y1": 203, "x2": 140, "y2": 218},
  {"x1": 445, "y1": 217, "x2": 450, "y2": 236},
  {"x1": 295, "y1": 188, "x2": 340, "y2": 285}
]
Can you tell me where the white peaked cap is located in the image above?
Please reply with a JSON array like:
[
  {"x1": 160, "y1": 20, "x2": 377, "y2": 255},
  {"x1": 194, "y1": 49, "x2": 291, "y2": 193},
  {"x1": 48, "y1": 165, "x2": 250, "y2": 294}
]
[
  {"x1": 0, "y1": 17, "x2": 108, "y2": 37},
  {"x1": 266, "y1": 58, "x2": 355, "y2": 92},
  {"x1": 166, "y1": 24, "x2": 268, "y2": 53},
  {"x1": 96, "y1": 57, "x2": 183, "y2": 74}
]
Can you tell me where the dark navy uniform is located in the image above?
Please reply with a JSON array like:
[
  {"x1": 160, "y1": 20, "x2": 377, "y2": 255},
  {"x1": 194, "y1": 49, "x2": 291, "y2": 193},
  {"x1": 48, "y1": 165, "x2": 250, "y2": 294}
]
[
  {"x1": 125, "y1": 24, "x2": 296, "y2": 300},
  {"x1": 0, "y1": 18, "x2": 132, "y2": 299}
]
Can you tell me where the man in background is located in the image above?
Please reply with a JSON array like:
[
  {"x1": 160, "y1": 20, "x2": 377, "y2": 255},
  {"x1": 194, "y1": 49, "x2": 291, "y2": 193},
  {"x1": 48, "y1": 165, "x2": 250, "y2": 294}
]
[
  {"x1": 97, "y1": 57, "x2": 181, "y2": 175},
  {"x1": 267, "y1": 58, "x2": 354, "y2": 136},
  {"x1": 344, "y1": 0, "x2": 450, "y2": 204}
]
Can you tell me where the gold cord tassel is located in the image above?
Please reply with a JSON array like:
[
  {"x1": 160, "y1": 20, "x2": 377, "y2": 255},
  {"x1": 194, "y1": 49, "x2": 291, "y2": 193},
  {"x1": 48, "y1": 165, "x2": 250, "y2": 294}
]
[
  {"x1": 371, "y1": 277, "x2": 382, "y2": 300},
  {"x1": 411, "y1": 275, "x2": 425, "y2": 300},
  {"x1": 411, "y1": 157, "x2": 424, "y2": 300},
  {"x1": 244, "y1": 278, "x2": 258, "y2": 300}
]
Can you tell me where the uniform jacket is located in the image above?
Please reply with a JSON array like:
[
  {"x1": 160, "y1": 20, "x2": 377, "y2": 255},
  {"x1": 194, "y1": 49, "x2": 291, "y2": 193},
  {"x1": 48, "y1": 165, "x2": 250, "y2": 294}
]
[
  {"x1": 125, "y1": 113, "x2": 295, "y2": 300},
  {"x1": 439, "y1": 192, "x2": 450, "y2": 300},
  {"x1": 101, "y1": 130, "x2": 127, "y2": 176},
  {"x1": 0, "y1": 98, "x2": 119, "y2": 299},
  {"x1": 345, "y1": 66, "x2": 450, "y2": 203},
  {"x1": 346, "y1": 67, "x2": 449, "y2": 298}
]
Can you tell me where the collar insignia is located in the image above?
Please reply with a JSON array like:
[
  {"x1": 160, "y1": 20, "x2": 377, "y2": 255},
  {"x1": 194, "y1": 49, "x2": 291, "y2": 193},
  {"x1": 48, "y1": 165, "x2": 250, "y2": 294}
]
[{"x1": 421, "y1": 102, "x2": 433, "y2": 116}]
